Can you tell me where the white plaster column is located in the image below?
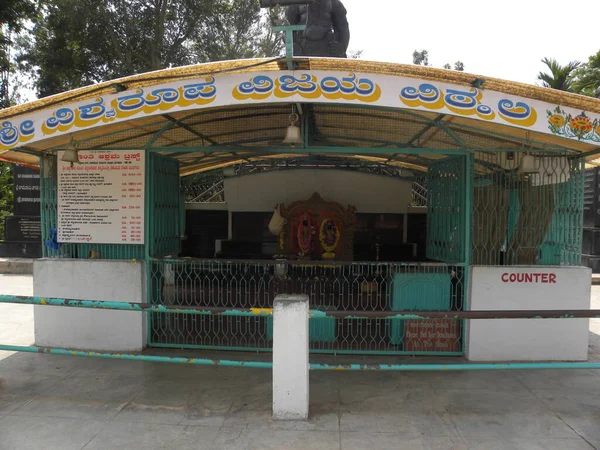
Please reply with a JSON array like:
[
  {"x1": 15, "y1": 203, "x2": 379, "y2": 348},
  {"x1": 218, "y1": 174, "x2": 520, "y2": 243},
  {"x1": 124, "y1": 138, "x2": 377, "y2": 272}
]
[
  {"x1": 467, "y1": 266, "x2": 591, "y2": 361},
  {"x1": 272, "y1": 294, "x2": 309, "y2": 421},
  {"x1": 33, "y1": 259, "x2": 146, "y2": 352}
]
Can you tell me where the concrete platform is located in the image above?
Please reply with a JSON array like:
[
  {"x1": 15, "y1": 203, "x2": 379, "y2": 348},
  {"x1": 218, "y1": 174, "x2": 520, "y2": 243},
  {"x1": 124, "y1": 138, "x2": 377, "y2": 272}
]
[
  {"x1": 1, "y1": 275, "x2": 600, "y2": 450},
  {"x1": 0, "y1": 258, "x2": 34, "y2": 275}
]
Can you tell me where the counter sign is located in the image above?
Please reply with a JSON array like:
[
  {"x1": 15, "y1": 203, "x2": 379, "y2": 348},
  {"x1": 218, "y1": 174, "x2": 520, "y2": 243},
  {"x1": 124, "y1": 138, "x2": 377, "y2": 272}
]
[
  {"x1": 57, "y1": 150, "x2": 145, "y2": 244},
  {"x1": 501, "y1": 272, "x2": 557, "y2": 284}
]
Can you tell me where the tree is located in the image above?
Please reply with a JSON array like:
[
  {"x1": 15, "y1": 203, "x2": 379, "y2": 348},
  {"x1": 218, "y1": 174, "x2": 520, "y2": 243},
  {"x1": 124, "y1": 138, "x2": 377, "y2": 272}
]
[
  {"x1": 415, "y1": 50, "x2": 464, "y2": 71},
  {"x1": 1, "y1": 0, "x2": 40, "y2": 107},
  {"x1": 572, "y1": 50, "x2": 600, "y2": 98},
  {"x1": 413, "y1": 49, "x2": 429, "y2": 66},
  {"x1": 1, "y1": 1, "x2": 40, "y2": 241},
  {"x1": 0, "y1": 162, "x2": 13, "y2": 241},
  {"x1": 17, "y1": 0, "x2": 283, "y2": 98},
  {"x1": 193, "y1": 0, "x2": 282, "y2": 62},
  {"x1": 537, "y1": 57, "x2": 580, "y2": 92},
  {"x1": 348, "y1": 49, "x2": 363, "y2": 59}
]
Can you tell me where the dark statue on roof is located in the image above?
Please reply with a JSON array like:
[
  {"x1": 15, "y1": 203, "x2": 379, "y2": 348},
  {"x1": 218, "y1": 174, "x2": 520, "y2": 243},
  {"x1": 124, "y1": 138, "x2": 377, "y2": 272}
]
[{"x1": 285, "y1": 0, "x2": 350, "y2": 58}]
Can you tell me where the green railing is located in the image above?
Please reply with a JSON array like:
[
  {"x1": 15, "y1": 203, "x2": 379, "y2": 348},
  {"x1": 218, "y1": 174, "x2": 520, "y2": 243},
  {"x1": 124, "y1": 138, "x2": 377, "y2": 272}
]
[
  {"x1": 2, "y1": 294, "x2": 600, "y2": 371},
  {"x1": 148, "y1": 259, "x2": 466, "y2": 355}
]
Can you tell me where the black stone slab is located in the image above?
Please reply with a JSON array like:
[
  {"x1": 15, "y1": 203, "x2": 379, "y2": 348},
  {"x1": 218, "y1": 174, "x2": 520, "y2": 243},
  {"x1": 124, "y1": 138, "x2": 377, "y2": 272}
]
[
  {"x1": 12, "y1": 165, "x2": 40, "y2": 216},
  {"x1": 5, "y1": 215, "x2": 41, "y2": 242},
  {"x1": 0, "y1": 241, "x2": 42, "y2": 258}
]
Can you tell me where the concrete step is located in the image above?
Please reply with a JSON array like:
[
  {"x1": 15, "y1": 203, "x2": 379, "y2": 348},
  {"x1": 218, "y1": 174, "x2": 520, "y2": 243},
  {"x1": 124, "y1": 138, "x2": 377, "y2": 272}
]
[{"x1": 0, "y1": 258, "x2": 34, "y2": 275}]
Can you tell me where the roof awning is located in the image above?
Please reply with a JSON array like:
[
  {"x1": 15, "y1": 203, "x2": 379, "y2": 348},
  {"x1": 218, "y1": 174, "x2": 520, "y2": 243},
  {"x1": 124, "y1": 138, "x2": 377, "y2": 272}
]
[{"x1": 1, "y1": 57, "x2": 599, "y2": 176}]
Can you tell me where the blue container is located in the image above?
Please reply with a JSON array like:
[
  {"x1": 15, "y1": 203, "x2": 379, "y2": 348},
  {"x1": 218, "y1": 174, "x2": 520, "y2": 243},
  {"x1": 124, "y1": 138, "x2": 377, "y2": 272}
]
[{"x1": 389, "y1": 272, "x2": 451, "y2": 345}]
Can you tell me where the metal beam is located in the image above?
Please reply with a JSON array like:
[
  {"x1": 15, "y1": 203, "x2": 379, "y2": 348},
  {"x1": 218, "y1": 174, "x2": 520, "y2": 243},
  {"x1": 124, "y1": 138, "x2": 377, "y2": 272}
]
[
  {"x1": 151, "y1": 146, "x2": 471, "y2": 155},
  {"x1": 164, "y1": 114, "x2": 218, "y2": 145},
  {"x1": 406, "y1": 114, "x2": 447, "y2": 147}
]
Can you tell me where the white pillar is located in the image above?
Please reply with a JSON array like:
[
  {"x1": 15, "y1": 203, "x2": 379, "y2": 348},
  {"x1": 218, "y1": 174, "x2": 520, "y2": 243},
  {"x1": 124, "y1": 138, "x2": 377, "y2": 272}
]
[{"x1": 272, "y1": 294, "x2": 309, "y2": 421}]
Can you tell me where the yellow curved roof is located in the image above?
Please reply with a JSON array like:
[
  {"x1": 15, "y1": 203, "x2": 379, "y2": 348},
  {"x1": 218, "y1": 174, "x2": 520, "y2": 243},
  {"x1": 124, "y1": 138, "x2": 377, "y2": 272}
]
[
  {"x1": 1, "y1": 57, "x2": 600, "y2": 175},
  {"x1": 3, "y1": 57, "x2": 600, "y2": 119}
]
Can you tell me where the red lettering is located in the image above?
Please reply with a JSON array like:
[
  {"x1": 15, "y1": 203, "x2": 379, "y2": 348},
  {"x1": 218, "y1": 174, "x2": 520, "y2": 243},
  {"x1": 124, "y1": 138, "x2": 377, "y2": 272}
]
[
  {"x1": 541, "y1": 274, "x2": 549, "y2": 283},
  {"x1": 549, "y1": 273, "x2": 557, "y2": 284},
  {"x1": 533, "y1": 273, "x2": 541, "y2": 282},
  {"x1": 509, "y1": 273, "x2": 517, "y2": 282},
  {"x1": 525, "y1": 273, "x2": 532, "y2": 282},
  {"x1": 501, "y1": 274, "x2": 509, "y2": 282}
]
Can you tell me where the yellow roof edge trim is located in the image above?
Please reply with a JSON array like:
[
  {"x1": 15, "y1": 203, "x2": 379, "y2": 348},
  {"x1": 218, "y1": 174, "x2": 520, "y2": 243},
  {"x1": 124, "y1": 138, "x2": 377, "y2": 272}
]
[{"x1": 2, "y1": 57, "x2": 600, "y2": 120}]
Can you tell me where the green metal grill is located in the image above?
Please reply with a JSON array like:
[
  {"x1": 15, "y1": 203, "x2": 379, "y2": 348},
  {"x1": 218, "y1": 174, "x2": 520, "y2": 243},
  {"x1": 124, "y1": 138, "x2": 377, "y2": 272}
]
[
  {"x1": 427, "y1": 156, "x2": 466, "y2": 263},
  {"x1": 471, "y1": 152, "x2": 584, "y2": 266},
  {"x1": 148, "y1": 259, "x2": 466, "y2": 355}
]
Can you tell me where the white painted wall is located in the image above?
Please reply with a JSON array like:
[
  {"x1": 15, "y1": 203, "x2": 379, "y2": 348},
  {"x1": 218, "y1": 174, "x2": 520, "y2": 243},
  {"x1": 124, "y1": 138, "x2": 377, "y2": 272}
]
[
  {"x1": 224, "y1": 169, "x2": 413, "y2": 213},
  {"x1": 467, "y1": 266, "x2": 591, "y2": 361},
  {"x1": 33, "y1": 259, "x2": 146, "y2": 352},
  {"x1": 272, "y1": 294, "x2": 309, "y2": 421}
]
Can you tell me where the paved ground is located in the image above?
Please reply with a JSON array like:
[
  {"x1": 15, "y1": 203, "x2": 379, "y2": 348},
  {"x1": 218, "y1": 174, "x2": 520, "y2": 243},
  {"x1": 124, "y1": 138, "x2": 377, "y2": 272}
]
[{"x1": 1, "y1": 275, "x2": 600, "y2": 450}]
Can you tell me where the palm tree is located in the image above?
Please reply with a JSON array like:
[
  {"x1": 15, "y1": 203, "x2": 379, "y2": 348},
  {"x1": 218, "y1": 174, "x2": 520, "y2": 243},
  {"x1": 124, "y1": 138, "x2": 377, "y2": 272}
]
[{"x1": 537, "y1": 57, "x2": 580, "y2": 92}]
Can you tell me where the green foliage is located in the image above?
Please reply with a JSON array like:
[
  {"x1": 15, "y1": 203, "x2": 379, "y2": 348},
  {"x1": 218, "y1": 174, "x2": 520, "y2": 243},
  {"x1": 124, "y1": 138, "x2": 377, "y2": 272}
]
[
  {"x1": 414, "y1": 50, "x2": 465, "y2": 71},
  {"x1": 1, "y1": 0, "x2": 41, "y2": 107},
  {"x1": 0, "y1": 0, "x2": 38, "y2": 32},
  {"x1": 16, "y1": 0, "x2": 284, "y2": 98},
  {"x1": 537, "y1": 57, "x2": 580, "y2": 92},
  {"x1": 412, "y1": 49, "x2": 429, "y2": 66},
  {"x1": 0, "y1": 162, "x2": 13, "y2": 241},
  {"x1": 572, "y1": 50, "x2": 600, "y2": 98}
]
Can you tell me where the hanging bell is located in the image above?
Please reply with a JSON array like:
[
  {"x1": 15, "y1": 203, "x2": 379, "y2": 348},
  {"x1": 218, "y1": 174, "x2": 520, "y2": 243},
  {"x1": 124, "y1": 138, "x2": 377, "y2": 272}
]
[
  {"x1": 60, "y1": 138, "x2": 80, "y2": 167},
  {"x1": 517, "y1": 154, "x2": 538, "y2": 175},
  {"x1": 61, "y1": 148, "x2": 79, "y2": 167},
  {"x1": 282, "y1": 124, "x2": 303, "y2": 146},
  {"x1": 282, "y1": 112, "x2": 303, "y2": 147}
]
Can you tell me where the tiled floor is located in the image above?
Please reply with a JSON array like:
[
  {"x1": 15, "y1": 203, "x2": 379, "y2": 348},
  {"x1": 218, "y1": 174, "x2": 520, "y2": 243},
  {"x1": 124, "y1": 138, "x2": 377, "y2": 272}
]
[{"x1": 0, "y1": 275, "x2": 599, "y2": 450}]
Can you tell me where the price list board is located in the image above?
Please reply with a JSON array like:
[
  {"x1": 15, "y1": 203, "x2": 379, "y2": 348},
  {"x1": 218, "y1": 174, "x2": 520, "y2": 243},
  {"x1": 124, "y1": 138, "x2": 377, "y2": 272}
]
[{"x1": 57, "y1": 150, "x2": 145, "y2": 244}]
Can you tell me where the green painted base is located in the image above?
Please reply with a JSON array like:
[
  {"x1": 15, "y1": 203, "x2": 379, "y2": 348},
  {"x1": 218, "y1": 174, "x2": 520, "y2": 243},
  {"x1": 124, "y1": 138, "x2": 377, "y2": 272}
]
[{"x1": 148, "y1": 342, "x2": 464, "y2": 356}]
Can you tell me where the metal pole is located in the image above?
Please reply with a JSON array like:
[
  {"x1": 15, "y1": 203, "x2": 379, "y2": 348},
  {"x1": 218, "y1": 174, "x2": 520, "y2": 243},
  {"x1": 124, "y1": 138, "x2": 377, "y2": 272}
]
[
  {"x1": 309, "y1": 362, "x2": 600, "y2": 371},
  {"x1": 2, "y1": 344, "x2": 600, "y2": 371},
  {"x1": 0, "y1": 345, "x2": 273, "y2": 369},
  {"x1": 2, "y1": 295, "x2": 600, "y2": 319},
  {"x1": 0, "y1": 295, "x2": 273, "y2": 316}
]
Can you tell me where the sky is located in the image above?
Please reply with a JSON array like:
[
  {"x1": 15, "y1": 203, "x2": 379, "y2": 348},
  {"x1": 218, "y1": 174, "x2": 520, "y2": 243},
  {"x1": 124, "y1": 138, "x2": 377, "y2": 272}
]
[{"x1": 342, "y1": 0, "x2": 600, "y2": 85}]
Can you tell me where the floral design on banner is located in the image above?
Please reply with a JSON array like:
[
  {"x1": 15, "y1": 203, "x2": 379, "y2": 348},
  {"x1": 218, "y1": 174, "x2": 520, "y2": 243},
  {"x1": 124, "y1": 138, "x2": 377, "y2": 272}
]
[
  {"x1": 41, "y1": 78, "x2": 216, "y2": 135},
  {"x1": 546, "y1": 106, "x2": 600, "y2": 142},
  {"x1": 232, "y1": 73, "x2": 381, "y2": 102},
  {"x1": 399, "y1": 84, "x2": 538, "y2": 126},
  {"x1": 0, "y1": 120, "x2": 35, "y2": 151}
]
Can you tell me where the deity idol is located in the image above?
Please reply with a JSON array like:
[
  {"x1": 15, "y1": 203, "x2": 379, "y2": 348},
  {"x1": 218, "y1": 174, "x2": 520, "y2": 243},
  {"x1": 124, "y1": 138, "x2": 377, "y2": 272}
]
[{"x1": 285, "y1": 0, "x2": 350, "y2": 58}]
